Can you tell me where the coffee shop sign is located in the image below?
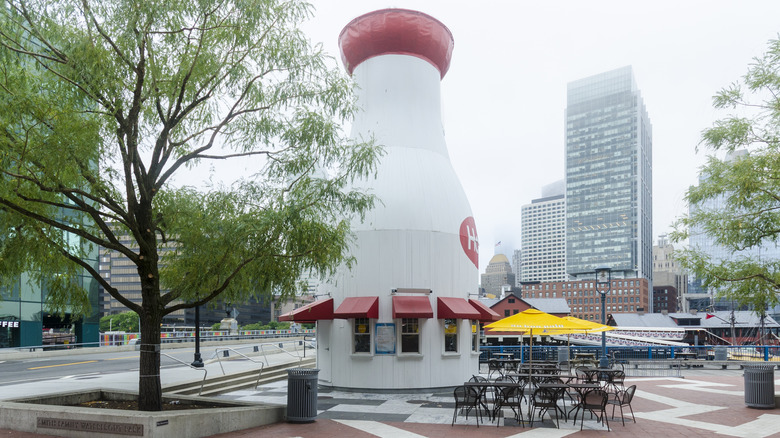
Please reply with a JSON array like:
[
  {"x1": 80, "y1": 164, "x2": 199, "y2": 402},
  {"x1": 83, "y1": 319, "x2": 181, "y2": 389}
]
[{"x1": 0, "y1": 321, "x2": 20, "y2": 328}]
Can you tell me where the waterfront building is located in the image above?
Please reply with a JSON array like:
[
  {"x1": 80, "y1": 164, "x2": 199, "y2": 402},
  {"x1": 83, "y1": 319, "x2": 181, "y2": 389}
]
[{"x1": 521, "y1": 278, "x2": 650, "y2": 322}]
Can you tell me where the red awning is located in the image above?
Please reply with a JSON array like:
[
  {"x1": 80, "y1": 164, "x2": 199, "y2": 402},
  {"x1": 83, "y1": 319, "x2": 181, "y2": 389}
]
[
  {"x1": 392, "y1": 296, "x2": 433, "y2": 319},
  {"x1": 468, "y1": 299, "x2": 502, "y2": 322},
  {"x1": 278, "y1": 298, "x2": 334, "y2": 323},
  {"x1": 437, "y1": 297, "x2": 481, "y2": 319},
  {"x1": 334, "y1": 296, "x2": 379, "y2": 319}
]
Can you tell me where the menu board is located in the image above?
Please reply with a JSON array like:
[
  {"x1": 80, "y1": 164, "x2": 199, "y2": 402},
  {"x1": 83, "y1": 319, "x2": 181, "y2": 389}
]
[{"x1": 374, "y1": 323, "x2": 396, "y2": 355}]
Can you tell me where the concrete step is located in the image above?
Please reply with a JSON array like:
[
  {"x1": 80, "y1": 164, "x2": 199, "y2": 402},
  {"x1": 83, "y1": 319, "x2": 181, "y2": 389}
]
[{"x1": 163, "y1": 357, "x2": 316, "y2": 396}]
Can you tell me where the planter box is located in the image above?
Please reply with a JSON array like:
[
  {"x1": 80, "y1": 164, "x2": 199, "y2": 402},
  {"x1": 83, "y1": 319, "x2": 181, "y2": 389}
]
[{"x1": 0, "y1": 389, "x2": 284, "y2": 438}]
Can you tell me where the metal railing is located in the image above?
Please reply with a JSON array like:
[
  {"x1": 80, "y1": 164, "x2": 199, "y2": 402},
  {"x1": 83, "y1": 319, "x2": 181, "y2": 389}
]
[
  {"x1": 480, "y1": 344, "x2": 780, "y2": 363},
  {"x1": 212, "y1": 346, "x2": 265, "y2": 390},
  {"x1": 160, "y1": 352, "x2": 208, "y2": 395},
  {"x1": 100, "y1": 329, "x2": 314, "y2": 347},
  {"x1": 212, "y1": 339, "x2": 314, "y2": 389}
]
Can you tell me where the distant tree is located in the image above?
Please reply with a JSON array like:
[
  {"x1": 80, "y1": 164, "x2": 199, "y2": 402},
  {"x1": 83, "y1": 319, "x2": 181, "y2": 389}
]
[
  {"x1": 241, "y1": 321, "x2": 263, "y2": 330},
  {"x1": 672, "y1": 37, "x2": 780, "y2": 313},
  {"x1": 0, "y1": 0, "x2": 379, "y2": 411},
  {"x1": 210, "y1": 323, "x2": 221, "y2": 331},
  {"x1": 99, "y1": 312, "x2": 139, "y2": 332}
]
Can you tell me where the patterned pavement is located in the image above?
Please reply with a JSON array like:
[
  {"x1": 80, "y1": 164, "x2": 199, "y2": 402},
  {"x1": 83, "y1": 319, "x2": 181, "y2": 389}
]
[{"x1": 210, "y1": 369, "x2": 780, "y2": 438}]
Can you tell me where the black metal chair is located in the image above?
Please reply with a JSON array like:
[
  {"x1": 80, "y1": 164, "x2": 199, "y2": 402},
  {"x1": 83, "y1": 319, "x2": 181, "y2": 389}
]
[
  {"x1": 605, "y1": 370, "x2": 626, "y2": 397},
  {"x1": 530, "y1": 386, "x2": 563, "y2": 428},
  {"x1": 488, "y1": 359, "x2": 503, "y2": 379},
  {"x1": 452, "y1": 385, "x2": 484, "y2": 426},
  {"x1": 493, "y1": 384, "x2": 525, "y2": 427},
  {"x1": 468, "y1": 375, "x2": 493, "y2": 420},
  {"x1": 608, "y1": 384, "x2": 637, "y2": 426},
  {"x1": 576, "y1": 388, "x2": 610, "y2": 431}
]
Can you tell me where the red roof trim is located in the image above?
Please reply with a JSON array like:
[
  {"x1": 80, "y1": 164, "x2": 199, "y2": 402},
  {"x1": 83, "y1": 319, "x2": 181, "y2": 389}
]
[
  {"x1": 468, "y1": 299, "x2": 502, "y2": 322},
  {"x1": 334, "y1": 296, "x2": 379, "y2": 319},
  {"x1": 339, "y1": 8, "x2": 454, "y2": 78},
  {"x1": 278, "y1": 298, "x2": 334, "y2": 323},
  {"x1": 437, "y1": 297, "x2": 481, "y2": 320},
  {"x1": 392, "y1": 296, "x2": 433, "y2": 319}
]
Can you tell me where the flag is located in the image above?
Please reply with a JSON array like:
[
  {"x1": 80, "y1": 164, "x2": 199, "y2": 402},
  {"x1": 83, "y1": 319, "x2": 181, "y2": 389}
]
[{"x1": 706, "y1": 313, "x2": 715, "y2": 319}]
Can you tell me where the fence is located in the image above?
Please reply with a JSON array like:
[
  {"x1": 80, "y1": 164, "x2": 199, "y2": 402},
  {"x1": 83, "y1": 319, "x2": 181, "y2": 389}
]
[
  {"x1": 480, "y1": 345, "x2": 780, "y2": 362},
  {"x1": 479, "y1": 345, "x2": 780, "y2": 377},
  {"x1": 99, "y1": 329, "x2": 315, "y2": 347}
]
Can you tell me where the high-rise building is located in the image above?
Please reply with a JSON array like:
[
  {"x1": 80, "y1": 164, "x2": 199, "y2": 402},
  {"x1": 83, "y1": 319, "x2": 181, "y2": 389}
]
[
  {"x1": 480, "y1": 254, "x2": 516, "y2": 297},
  {"x1": 511, "y1": 249, "x2": 522, "y2": 287},
  {"x1": 99, "y1": 232, "x2": 271, "y2": 327},
  {"x1": 565, "y1": 66, "x2": 653, "y2": 286},
  {"x1": 653, "y1": 235, "x2": 687, "y2": 313},
  {"x1": 520, "y1": 180, "x2": 567, "y2": 282}
]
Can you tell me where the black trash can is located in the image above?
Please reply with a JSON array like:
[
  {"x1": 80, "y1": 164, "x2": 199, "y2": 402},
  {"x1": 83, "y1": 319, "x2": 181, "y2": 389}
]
[
  {"x1": 743, "y1": 364, "x2": 775, "y2": 409},
  {"x1": 286, "y1": 368, "x2": 320, "y2": 422}
]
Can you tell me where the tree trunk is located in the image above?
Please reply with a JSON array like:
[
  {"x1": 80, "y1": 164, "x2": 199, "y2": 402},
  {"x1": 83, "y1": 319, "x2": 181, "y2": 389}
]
[{"x1": 138, "y1": 311, "x2": 163, "y2": 411}]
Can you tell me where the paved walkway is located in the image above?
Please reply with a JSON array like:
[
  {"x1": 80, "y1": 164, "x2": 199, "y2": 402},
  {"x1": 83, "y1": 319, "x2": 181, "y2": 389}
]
[
  {"x1": 206, "y1": 369, "x2": 780, "y2": 438},
  {"x1": 3, "y1": 354, "x2": 780, "y2": 437}
]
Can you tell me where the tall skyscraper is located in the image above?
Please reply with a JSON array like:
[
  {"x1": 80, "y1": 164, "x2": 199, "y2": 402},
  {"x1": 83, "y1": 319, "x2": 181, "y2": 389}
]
[
  {"x1": 565, "y1": 66, "x2": 653, "y2": 283},
  {"x1": 520, "y1": 180, "x2": 567, "y2": 282}
]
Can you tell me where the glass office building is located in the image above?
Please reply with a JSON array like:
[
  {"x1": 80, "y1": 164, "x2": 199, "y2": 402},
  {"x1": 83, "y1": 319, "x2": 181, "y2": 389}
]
[
  {"x1": 565, "y1": 66, "x2": 653, "y2": 282},
  {"x1": 0, "y1": 233, "x2": 100, "y2": 348},
  {"x1": 687, "y1": 150, "x2": 780, "y2": 317}
]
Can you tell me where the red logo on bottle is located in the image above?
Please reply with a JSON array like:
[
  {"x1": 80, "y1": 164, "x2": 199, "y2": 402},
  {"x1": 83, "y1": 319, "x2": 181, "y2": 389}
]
[{"x1": 459, "y1": 217, "x2": 479, "y2": 269}]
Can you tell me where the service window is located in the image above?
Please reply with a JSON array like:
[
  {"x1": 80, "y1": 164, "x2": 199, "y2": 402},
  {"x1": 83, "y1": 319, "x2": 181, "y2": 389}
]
[
  {"x1": 353, "y1": 318, "x2": 371, "y2": 353},
  {"x1": 443, "y1": 318, "x2": 457, "y2": 352},
  {"x1": 400, "y1": 318, "x2": 420, "y2": 353}
]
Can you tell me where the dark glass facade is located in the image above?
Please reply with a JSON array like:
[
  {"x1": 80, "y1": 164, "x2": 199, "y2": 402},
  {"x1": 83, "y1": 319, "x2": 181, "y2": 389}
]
[{"x1": 0, "y1": 245, "x2": 100, "y2": 348}]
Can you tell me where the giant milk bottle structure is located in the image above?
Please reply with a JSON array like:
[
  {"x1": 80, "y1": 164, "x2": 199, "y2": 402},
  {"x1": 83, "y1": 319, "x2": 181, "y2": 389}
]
[{"x1": 307, "y1": 9, "x2": 488, "y2": 390}]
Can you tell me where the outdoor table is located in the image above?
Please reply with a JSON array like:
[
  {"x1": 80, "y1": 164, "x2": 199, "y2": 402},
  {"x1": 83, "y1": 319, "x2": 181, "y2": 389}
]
[
  {"x1": 675, "y1": 351, "x2": 697, "y2": 360},
  {"x1": 594, "y1": 368, "x2": 625, "y2": 395},
  {"x1": 493, "y1": 352, "x2": 514, "y2": 359},
  {"x1": 498, "y1": 358, "x2": 525, "y2": 373},
  {"x1": 536, "y1": 382, "x2": 571, "y2": 420},
  {"x1": 595, "y1": 368, "x2": 621, "y2": 382},
  {"x1": 506, "y1": 372, "x2": 560, "y2": 381},
  {"x1": 575, "y1": 367, "x2": 601, "y2": 383}
]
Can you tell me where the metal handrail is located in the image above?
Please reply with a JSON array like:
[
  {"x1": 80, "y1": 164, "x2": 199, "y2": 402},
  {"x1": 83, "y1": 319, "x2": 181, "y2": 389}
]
[
  {"x1": 257, "y1": 341, "x2": 308, "y2": 365},
  {"x1": 159, "y1": 352, "x2": 208, "y2": 396},
  {"x1": 213, "y1": 346, "x2": 266, "y2": 389}
]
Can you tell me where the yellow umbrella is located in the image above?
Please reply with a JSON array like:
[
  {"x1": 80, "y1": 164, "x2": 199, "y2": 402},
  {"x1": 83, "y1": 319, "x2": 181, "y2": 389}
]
[{"x1": 484, "y1": 309, "x2": 594, "y2": 368}]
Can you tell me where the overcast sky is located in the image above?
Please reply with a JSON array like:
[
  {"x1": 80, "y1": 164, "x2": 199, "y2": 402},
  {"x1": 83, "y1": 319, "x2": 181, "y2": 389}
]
[{"x1": 292, "y1": 1, "x2": 780, "y2": 272}]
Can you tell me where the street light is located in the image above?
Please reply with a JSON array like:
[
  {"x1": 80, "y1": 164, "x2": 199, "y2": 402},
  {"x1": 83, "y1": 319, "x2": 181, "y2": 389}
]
[
  {"x1": 595, "y1": 266, "x2": 612, "y2": 368},
  {"x1": 191, "y1": 304, "x2": 204, "y2": 368}
]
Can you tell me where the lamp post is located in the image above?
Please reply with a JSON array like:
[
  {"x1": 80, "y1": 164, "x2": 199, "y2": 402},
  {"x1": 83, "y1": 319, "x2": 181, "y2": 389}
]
[
  {"x1": 595, "y1": 266, "x2": 612, "y2": 368},
  {"x1": 191, "y1": 304, "x2": 204, "y2": 368}
]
